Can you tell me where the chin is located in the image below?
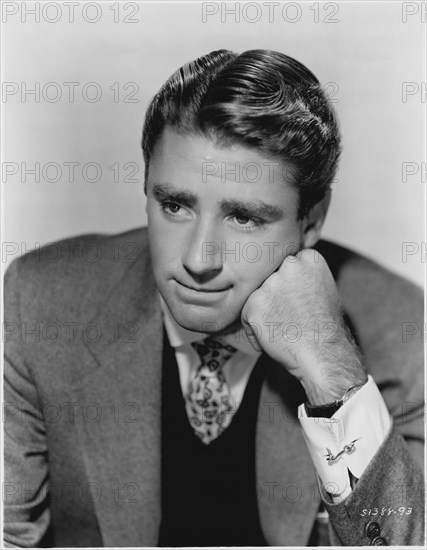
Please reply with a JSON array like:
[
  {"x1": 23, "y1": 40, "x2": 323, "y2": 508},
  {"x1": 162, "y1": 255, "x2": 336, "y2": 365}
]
[{"x1": 167, "y1": 301, "x2": 239, "y2": 334}]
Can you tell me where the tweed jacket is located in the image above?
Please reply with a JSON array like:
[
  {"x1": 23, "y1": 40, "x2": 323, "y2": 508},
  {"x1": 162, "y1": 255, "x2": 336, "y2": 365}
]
[{"x1": 3, "y1": 227, "x2": 425, "y2": 547}]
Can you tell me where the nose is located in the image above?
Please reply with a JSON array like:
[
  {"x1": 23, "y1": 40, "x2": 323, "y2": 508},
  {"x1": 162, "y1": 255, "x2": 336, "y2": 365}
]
[{"x1": 182, "y1": 218, "x2": 223, "y2": 282}]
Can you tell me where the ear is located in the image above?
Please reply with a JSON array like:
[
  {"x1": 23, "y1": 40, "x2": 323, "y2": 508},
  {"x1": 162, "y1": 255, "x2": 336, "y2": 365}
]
[
  {"x1": 144, "y1": 182, "x2": 148, "y2": 216},
  {"x1": 143, "y1": 178, "x2": 149, "y2": 216},
  {"x1": 301, "y1": 190, "x2": 331, "y2": 249}
]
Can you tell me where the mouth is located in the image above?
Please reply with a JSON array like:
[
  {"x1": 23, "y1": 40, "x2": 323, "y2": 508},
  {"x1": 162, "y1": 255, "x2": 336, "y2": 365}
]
[{"x1": 175, "y1": 279, "x2": 232, "y2": 293}]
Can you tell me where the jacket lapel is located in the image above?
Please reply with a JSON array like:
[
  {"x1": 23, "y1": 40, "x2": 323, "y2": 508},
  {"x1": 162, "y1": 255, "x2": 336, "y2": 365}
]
[
  {"x1": 69, "y1": 235, "x2": 322, "y2": 546},
  {"x1": 257, "y1": 361, "x2": 321, "y2": 545},
  {"x1": 70, "y1": 245, "x2": 163, "y2": 546}
]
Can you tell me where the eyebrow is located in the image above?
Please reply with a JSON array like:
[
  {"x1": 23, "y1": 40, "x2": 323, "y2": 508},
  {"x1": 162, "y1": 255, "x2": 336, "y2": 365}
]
[
  {"x1": 151, "y1": 182, "x2": 197, "y2": 208},
  {"x1": 220, "y1": 199, "x2": 284, "y2": 220},
  {"x1": 150, "y1": 181, "x2": 284, "y2": 220}
]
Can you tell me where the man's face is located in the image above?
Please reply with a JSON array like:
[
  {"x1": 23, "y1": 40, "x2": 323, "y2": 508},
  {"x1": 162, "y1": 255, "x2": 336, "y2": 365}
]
[{"x1": 146, "y1": 127, "x2": 306, "y2": 333}]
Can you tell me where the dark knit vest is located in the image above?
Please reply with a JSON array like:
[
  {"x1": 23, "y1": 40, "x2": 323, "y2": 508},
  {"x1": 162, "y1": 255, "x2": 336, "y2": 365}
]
[{"x1": 158, "y1": 329, "x2": 268, "y2": 546}]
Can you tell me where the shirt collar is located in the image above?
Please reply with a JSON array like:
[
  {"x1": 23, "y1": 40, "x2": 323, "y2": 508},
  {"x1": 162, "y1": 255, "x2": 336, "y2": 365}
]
[{"x1": 159, "y1": 293, "x2": 260, "y2": 357}]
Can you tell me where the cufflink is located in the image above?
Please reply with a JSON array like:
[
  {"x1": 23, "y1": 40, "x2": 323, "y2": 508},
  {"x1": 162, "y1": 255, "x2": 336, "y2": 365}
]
[{"x1": 324, "y1": 438, "x2": 360, "y2": 462}]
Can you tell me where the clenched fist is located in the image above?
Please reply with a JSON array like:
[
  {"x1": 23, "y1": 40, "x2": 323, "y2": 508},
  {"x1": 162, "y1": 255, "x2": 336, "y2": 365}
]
[{"x1": 241, "y1": 249, "x2": 367, "y2": 405}]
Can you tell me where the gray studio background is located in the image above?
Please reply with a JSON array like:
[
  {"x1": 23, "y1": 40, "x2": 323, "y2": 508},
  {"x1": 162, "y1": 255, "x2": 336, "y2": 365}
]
[{"x1": 2, "y1": 1, "x2": 425, "y2": 287}]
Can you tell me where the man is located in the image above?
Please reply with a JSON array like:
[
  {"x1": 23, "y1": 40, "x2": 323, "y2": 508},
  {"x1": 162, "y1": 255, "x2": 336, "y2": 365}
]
[{"x1": 3, "y1": 49, "x2": 424, "y2": 547}]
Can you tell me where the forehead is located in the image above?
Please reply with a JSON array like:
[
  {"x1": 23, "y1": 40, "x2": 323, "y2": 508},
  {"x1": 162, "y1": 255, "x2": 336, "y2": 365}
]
[{"x1": 147, "y1": 127, "x2": 299, "y2": 207}]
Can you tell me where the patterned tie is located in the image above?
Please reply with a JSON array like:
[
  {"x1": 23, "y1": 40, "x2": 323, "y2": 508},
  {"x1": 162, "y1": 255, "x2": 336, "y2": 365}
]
[{"x1": 185, "y1": 338, "x2": 237, "y2": 444}]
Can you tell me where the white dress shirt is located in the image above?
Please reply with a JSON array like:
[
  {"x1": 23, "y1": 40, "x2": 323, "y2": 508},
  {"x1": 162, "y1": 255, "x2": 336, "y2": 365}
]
[{"x1": 159, "y1": 294, "x2": 392, "y2": 503}]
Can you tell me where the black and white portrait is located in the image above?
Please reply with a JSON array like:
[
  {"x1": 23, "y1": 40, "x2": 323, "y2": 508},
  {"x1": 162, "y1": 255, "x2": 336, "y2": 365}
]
[{"x1": 2, "y1": 1, "x2": 425, "y2": 547}]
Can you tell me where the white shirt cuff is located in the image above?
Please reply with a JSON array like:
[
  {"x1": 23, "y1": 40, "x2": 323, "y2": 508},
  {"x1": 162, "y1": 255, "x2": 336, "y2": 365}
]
[{"x1": 298, "y1": 375, "x2": 392, "y2": 502}]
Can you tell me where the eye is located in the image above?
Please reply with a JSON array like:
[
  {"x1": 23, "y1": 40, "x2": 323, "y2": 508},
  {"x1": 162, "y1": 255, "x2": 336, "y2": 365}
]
[
  {"x1": 159, "y1": 200, "x2": 193, "y2": 221},
  {"x1": 235, "y1": 215, "x2": 251, "y2": 225},
  {"x1": 163, "y1": 201, "x2": 181, "y2": 214},
  {"x1": 230, "y1": 214, "x2": 263, "y2": 230}
]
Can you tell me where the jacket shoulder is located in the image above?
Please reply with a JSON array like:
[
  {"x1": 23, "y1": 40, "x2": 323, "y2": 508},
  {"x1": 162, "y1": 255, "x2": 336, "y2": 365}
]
[
  {"x1": 316, "y1": 239, "x2": 423, "y2": 418},
  {"x1": 316, "y1": 239, "x2": 422, "y2": 318},
  {"x1": 4, "y1": 226, "x2": 150, "y2": 322}
]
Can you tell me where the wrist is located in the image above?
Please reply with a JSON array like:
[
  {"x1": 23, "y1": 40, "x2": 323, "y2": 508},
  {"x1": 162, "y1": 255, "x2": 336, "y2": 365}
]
[
  {"x1": 304, "y1": 379, "x2": 368, "y2": 417},
  {"x1": 300, "y1": 375, "x2": 343, "y2": 404},
  {"x1": 301, "y1": 370, "x2": 368, "y2": 403},
  {"x1": 297, "y1": 336, "x2": 367, "y2": 404}
]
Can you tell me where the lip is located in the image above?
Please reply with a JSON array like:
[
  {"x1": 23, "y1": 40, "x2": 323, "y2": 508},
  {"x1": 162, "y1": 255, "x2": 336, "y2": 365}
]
[{"x1": 174, "y1": 279, "x2": 232, "y2": 293}]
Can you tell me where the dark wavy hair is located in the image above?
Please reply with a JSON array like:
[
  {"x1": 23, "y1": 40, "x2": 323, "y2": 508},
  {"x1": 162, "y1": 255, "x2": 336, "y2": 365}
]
[{"x1": 142, "y1": 49, "x2": 341, "y2": 218}]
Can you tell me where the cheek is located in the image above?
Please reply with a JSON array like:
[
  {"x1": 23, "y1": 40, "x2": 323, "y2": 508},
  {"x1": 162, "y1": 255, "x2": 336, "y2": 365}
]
[
  {"x1": 147, "y1": 206, "x2": 175, "y2": 259},
  {"x1": 230, "y1": 226, "x2": 303, "y2": 283},
  {"x1": 147, "y1": 222, "x2": 171, "y2": 272},
  {"x1": 149, "y1": 237, "x2": 175, "y2": 274},
  {"x1": 229, "y1": 252, "x2": 276, "y2": 295}
]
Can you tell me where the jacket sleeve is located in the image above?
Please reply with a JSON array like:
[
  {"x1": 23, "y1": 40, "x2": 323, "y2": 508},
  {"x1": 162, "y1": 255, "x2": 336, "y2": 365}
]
[
  {"x1": 3, "y1": 258, "x2": 51, "y2": 548},
  {"x1": 315, "y1": 244, "x2": 425, "y2": 546},
  {"x1": 321, "y1": 399, "x2": 424, "y2": 545}
]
